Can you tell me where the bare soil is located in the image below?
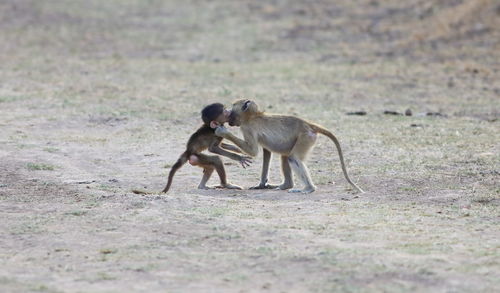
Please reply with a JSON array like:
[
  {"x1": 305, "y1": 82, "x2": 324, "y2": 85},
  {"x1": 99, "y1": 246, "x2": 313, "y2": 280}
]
[{"x1": 0, "y1": 1, "x2": 498, "y2": 292}]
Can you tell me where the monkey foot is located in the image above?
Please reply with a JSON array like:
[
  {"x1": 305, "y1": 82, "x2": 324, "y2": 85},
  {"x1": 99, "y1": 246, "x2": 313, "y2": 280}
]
[
  {"x1": 288, "y1": 187, "x2": 316, "y2": 194},
  {"x1": 222, "y1": 183, "x2": 243, "y2": 190},
  {"x1": 249, "y1": 183, "x2": 278, "y2": 190},
  {"x1": 199, "y1": 185, "x2": 228, "y2": 190},
  {"x1": 276, "y1": 183, "x2": 293, "y2": 190},
  {"x1": 202, "y1": 184, "x2": 243, "y2": 190}
]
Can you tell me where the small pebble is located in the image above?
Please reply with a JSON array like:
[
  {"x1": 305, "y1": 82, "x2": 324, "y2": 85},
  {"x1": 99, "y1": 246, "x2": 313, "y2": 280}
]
[
  {"x1": 346, "y1": 111, "x2": 367, "y2": 116},
  {"x1": 383, "y1": 110, "x2": 403, "y2": 115}
]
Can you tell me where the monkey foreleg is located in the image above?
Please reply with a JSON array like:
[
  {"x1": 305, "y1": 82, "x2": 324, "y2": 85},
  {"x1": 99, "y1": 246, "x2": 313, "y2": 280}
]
[
  {"x1": 215, "y1": 126, "x2": 259, "y2": 156},
  {"x1": 250, "y1": 148, "x2": 279, "y2": 189}
]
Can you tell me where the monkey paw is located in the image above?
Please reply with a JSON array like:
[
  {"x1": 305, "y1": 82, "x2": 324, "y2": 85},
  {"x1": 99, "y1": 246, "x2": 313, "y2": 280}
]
[
  {"x1": 214, "y1": 126, "x2": 229, "y2": 137},
  {"x1": 223, "y1": 183, "x2": 243, "y2": 190},
  {"x1": 288, "y1": 187, "x2": 316, "y2": 194},
  {"x1": 277, "y1": 183, "x2": 293, "y2": 190},
  {"x1": 250, "y1": 183, "x2": 278, "y2": 190}
]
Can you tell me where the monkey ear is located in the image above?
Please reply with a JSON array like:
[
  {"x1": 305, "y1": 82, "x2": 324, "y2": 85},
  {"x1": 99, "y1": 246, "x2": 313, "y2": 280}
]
[
  {"x1": 242, "y1": 100, "x2": 251, "y2": 112},
  {"x1": 210, "y1": 121, "x2": 219, "y2": 129}
]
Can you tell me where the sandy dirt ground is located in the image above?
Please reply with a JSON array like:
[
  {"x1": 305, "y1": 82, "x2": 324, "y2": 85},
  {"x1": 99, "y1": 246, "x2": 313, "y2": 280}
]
[{"x1": 0, "y1": 1, "x2": 499, "y2": 292}]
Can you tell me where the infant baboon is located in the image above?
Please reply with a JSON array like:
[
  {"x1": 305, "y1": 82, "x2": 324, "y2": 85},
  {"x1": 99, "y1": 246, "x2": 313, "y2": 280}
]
[{"x1": 133, "y1": 103, "x2": 251, "y2": 194}]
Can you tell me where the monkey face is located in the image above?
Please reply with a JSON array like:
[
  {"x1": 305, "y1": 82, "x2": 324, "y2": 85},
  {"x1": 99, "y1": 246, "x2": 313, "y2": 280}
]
[
  {"x1": 210, "y1": 108, "x2": 231, "y2": 128},
  {"x1": 228, "y1": 99, "x2": 256, "y2": 126},
  {"x1": 228, "y1": 111, "x2": 239, "y2": 126}
]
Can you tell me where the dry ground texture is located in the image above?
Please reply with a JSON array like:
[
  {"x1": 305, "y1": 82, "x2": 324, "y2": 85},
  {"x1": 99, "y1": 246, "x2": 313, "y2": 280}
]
[{"x1": 0, "y1": 0, "x2": 499, "y2": 292}]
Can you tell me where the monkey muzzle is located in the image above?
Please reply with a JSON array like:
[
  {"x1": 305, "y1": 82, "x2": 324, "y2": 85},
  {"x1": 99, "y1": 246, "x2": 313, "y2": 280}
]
[{"x1": 228, "y1": 112, "x2": 237, "y2": 126}]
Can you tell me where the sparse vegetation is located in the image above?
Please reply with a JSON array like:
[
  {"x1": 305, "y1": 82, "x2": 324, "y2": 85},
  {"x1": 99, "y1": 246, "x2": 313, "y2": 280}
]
[
  {"x1": 0, "y1": 0, "x2": 498, "y2": 292},
  {"x1": 26, "y1": 163, "x2": 56, "y2": 171}
]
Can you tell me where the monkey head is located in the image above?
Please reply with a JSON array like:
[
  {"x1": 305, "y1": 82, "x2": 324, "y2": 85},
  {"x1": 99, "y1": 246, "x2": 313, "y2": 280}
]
[
  {"x1": 228, "y1": 99, "x2": 259, "y2": 126},
  {"x1": 201, "y1": 103, "x2": 231, "y2": 128}
]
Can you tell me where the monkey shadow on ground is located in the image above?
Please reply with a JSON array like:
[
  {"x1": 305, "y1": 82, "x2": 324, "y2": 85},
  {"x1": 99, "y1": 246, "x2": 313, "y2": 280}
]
[{"x1": 188, "y1": 184, "x2": 364, "y2": 202}]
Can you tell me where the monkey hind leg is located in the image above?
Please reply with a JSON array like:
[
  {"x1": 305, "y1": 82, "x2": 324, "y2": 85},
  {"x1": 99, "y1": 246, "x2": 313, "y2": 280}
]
[
  {"x1": 287, "y1": 156, "x2": 316, "y2": 194},
  {"x1": 195, "y1": 154, "x2": 241, "y2": 190},
  {"x1": 277, "y1": 155, "x2": 294, "y2": 190},
  {"x1": 198, "y1": 166, "x2": 215, "y2": 189},
  {"x1": 197, "y1": 166, "x2": 242, "y2": 190},
  {"x1": 287, "y1": 132, "x2": 317, "y2": 193}
]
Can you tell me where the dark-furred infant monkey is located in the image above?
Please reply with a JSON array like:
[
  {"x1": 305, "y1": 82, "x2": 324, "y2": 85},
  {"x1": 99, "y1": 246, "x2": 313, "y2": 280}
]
[{"x1": 133, "y1": 103, "x2": 251, "y2": 194}]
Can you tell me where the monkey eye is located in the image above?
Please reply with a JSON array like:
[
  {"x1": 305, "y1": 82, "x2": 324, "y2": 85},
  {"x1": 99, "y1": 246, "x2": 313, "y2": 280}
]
[{"x1": 242, "y1": 100, "x2": 251, "y2": 111}]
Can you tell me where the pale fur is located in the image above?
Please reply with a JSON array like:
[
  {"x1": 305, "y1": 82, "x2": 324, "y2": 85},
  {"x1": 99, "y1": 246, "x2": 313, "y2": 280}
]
[{"x1": 217, "y1": 99, "x2": 364, "y2": 193}]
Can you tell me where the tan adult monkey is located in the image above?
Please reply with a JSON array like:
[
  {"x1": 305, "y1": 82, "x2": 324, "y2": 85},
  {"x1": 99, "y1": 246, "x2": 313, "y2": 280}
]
[{"x1": 215, "y1": 100, "x2": 364, "y2": 193}]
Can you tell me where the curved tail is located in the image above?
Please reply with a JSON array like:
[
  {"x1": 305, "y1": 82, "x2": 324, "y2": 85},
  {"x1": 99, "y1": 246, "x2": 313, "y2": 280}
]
[
  {"x1": 161, "y1": 151, "x2": 189, "y2": 193},
  {"x1": 310, "y1": 124, "x2": 364, "y2": 193}
]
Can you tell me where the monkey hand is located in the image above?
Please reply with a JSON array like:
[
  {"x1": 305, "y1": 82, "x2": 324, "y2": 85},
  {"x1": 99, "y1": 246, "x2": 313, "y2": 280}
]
[
  {"x1": 215, "y1": 126, "x2": 230, "y2": 138},
  {"x1": 239, "y1": 156, "x2": 252, "y2": 168}
]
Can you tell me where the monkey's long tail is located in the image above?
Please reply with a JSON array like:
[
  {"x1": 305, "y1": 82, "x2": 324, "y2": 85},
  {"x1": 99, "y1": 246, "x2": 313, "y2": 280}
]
[
  {"x1": 161, "y1": 151, "x2": 190, "y2": 193},
  {"x1": 311, "y1": 124, "x2": 365, "y2": 193}
]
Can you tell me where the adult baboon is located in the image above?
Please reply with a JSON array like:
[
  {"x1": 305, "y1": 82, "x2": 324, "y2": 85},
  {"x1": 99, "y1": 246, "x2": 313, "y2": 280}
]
[{"x1": 215, "y1": 100, "x2": 363, "y2": 193}]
